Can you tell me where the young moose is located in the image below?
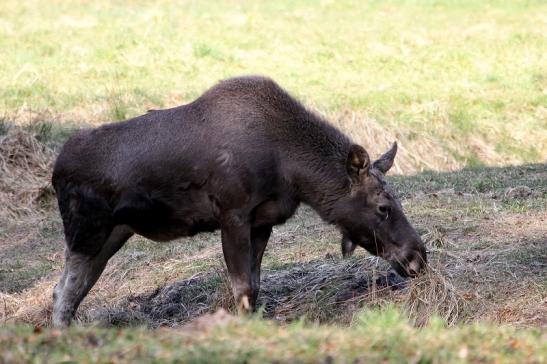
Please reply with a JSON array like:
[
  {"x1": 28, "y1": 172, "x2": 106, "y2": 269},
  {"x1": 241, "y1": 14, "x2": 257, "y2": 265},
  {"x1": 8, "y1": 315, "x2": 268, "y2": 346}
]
[{"x1": 52, "y1": 76, "x2": 426, "y2": 326}]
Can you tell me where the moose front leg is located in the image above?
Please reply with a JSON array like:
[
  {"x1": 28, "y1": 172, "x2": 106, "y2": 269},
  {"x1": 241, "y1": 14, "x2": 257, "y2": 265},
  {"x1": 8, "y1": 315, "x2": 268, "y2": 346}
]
[
  {"x1": 250, "y1": 225, "x2": 272, "y2": 306},
  {"x1": 221, "y1": 213, "x2": 255, "y2": 314},
  {"x1": 341, "y1": 235, "x2": 357, "y2": 258}
]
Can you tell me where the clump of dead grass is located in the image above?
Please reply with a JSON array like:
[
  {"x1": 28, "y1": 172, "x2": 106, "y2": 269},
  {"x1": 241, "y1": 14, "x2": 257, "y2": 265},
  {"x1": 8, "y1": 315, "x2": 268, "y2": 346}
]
[
  {"x1": 0, "y1": 293, "x2": 20, "y2": 323},
  {"x1": 404, "y1": 265, "x2": 468, "y2": 327},
  {"x1": 0, "y1": 124, "x2": 55, "y2": 225},
  {"x1": 0, "y1": 280, "x2": 54, "y2": 327},
  {"x1": 422, "y1": 226, "x2": 453, "y2": 248}
]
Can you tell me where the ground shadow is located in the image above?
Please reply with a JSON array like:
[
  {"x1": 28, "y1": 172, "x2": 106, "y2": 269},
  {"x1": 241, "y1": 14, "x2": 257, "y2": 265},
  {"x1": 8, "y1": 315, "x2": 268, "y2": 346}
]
[{"x1": 88, "y1": 257, "x2": 406, "y2": 328}]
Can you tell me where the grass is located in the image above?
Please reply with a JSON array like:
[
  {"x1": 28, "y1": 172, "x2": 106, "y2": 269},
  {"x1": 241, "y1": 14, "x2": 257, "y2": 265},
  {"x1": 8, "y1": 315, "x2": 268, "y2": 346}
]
[
  {"x1": 1, "y1": 1, "x2": 547, "y2": 362},
  {"x1": 1, "y1": 0, "x2": 546, "y2": 169},
  {"x1": 1, "y1": 308, "x2": 545, "y2": 363}
]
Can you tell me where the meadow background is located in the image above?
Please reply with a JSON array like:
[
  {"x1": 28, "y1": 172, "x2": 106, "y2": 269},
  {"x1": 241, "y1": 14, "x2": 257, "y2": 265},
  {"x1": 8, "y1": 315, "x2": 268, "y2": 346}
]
[{"x1": 0, "y1": 0, "x2": 546, "y2": 362}]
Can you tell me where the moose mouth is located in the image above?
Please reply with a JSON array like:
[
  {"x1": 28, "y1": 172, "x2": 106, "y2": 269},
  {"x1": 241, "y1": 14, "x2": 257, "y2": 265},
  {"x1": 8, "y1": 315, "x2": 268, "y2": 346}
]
[
  {"x1": 386, "y1": 248, "x2": 427, "y2": 278},
  {"x1": 352, "y1": 235, "x2": 427, "y2": 278},
  {"x1": 389, "y1": 260, "x2": 420, "y2": 278}
]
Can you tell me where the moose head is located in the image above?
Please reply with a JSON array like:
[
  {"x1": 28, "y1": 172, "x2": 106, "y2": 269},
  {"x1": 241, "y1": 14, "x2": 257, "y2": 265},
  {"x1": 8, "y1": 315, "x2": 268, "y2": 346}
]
[{"x1": 334, "y1": 142, "x2": 427, "y2": 277}]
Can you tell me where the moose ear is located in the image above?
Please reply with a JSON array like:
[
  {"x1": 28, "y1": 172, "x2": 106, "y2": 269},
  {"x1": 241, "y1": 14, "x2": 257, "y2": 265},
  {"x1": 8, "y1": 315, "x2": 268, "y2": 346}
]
[
  {"x1": 347, "y1": 144, "x2": 370, "y2": 181},
  {"x1": 373, "y1": 142, "x2": 398, "y2": 174}
]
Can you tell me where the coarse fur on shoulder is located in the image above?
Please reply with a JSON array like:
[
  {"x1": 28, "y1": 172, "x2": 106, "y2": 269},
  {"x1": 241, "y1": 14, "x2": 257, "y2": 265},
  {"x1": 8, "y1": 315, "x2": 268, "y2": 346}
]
[{"x1": 198, "y1": 75, "x2": 352, "y2": 156}]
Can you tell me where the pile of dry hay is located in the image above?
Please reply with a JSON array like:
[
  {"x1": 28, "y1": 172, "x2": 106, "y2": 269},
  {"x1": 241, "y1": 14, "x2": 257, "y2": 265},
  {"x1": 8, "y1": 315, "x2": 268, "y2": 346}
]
[{"x1": 0, "y1": 125, "x2": 55, "y2": 226}]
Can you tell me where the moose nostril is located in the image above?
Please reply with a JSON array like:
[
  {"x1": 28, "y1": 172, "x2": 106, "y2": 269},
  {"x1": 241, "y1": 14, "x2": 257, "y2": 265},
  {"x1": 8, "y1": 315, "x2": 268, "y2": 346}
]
[{"x1": 408, "y1": 261, "x2": 421, "y2": 276}]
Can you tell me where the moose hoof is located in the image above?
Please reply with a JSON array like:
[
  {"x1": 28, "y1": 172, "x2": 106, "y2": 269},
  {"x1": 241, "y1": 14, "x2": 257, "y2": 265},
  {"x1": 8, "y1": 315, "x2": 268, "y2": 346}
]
[
  {"x1": 52, "y1": 303, "x2": 74, "y2": 327},
  {"x1": 52, "y1": 313, "x2": 72, "y2": 328},
  {"x1": 237, "y1": 295, "x2": 251, "y2": 314}
]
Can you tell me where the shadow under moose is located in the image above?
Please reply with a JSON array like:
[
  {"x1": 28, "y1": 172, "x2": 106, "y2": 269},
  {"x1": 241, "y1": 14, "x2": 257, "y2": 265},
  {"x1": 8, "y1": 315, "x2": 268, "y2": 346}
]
[{"x1": 90, "y1": 257, "x2": 409, "y2": 328}]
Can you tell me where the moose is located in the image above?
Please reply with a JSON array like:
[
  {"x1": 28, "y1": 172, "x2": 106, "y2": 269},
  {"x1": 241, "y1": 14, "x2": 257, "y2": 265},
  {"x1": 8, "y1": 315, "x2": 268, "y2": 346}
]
[{"x1": 51, "y1": 76, "x2": 426, "y2": 326}]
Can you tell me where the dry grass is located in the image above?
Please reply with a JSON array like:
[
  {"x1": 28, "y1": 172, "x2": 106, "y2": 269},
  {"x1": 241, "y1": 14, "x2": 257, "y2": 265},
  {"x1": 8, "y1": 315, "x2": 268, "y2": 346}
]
[
  {"x1": 333, "y1": 111, "x2": 461, "y2": 174},
  {"x1": 0, "y1": 125, "x2": 55, "y2": 226},
  {"x1": 0, "y1": 280, "x2": 53, "y2": 326},
  {"x1": 404, "y1": 265, "x2": 468, "y2": 327},
  {"x1": 331, "y1": 109, "x2": 537, "y2": 175}
]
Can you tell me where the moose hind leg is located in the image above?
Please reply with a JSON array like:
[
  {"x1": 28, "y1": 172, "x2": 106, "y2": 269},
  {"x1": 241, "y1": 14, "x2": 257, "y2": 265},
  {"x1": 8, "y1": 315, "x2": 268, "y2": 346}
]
[{"x1": 52, "y1": 225, "x2": 133, "y2": 327}]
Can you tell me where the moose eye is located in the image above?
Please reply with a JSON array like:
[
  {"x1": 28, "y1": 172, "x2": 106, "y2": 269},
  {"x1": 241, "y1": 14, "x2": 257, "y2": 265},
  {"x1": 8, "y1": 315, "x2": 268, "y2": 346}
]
[{"x1": 377, "y1": 204, "x2": 391, "y2": 218}]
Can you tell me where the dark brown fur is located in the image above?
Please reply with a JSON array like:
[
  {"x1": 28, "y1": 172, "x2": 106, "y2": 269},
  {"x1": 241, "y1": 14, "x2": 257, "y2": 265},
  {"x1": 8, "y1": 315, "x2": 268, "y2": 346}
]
[{"x1": 51, "y1": 76, "x2": 426, "y2": 326}]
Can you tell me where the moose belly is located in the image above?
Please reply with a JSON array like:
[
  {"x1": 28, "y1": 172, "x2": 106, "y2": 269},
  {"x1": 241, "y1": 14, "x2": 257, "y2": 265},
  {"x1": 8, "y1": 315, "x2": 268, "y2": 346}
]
[
  {"x1": 251, "y1": 198, "x2": 299, "y2": 227},
  {"x1": 113, "y1": 188, "x2": 220, "y2": 242},
  {"x1": 131, "y1": 217, "x2": 220, "y2": 242}
]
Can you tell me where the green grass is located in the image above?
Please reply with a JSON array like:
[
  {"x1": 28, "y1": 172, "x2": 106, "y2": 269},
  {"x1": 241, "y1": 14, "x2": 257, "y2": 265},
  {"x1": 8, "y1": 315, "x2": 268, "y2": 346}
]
[
  {"x1": 1, "y1": 308, "x2": 545, "y2": 363},
  {"x1": 1, "y1": 0, "x2": 546, "y2": 165}
]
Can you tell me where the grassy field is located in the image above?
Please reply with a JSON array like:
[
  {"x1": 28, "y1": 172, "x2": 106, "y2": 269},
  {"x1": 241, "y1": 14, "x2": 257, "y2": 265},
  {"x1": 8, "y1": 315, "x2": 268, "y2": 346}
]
[
  {"x1": 1, "y1": 0, "x2": 546, "y2": 170},
  {"x1": 1, "y1": 0, "x2": 546, "y2": 363}
]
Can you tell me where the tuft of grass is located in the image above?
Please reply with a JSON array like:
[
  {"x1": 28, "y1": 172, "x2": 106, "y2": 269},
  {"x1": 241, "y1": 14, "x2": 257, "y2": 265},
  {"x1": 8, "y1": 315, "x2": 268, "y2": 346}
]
[
  {"x1": 0, "y1": 125, "x2": 55, "y2": 224},
  {"x1": 106, "y1": 87, "x2": 131, "y2": 122},
  {"x1": 404, "y1": 266, "x2": 469, "y2": 327}
]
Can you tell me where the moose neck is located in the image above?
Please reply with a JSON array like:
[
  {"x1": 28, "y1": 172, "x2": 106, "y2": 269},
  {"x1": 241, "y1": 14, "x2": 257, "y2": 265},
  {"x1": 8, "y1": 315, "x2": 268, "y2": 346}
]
[
  {"x1": 276, "y1": 113, "x2": 353, "y2": 222},
  {"x1": 293, "y1": 158, "x2": 350, "y2": 222}
]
